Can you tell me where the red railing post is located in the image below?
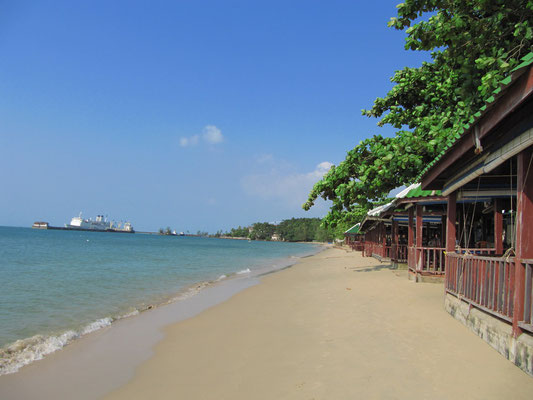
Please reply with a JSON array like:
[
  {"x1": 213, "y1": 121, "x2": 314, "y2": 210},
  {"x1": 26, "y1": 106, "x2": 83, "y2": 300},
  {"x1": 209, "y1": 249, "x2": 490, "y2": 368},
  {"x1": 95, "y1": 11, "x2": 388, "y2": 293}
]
[
  {"x1": 408, "y1": 208, "x2": 414, "y2": 271},
  {"x1": 444, "y1": 192, "x2": 457, "y2": 284},
  {"x1": 446, "y1": 192, "x2": 457, "y2": 253},
  {"x1": 416, "y1": 205, "x2": 423, "y2": 271},
  {"x1": 392, "y1": 219, "x2": 399, "y2": 262},
  {"x1": 381, "y1": 222, "x2": 386, "y2": 259}
]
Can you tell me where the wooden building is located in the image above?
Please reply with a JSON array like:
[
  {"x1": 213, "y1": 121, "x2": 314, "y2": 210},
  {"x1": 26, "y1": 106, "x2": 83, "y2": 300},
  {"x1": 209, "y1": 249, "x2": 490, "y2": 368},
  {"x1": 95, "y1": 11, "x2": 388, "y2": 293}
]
[
  {"x1": 420, "y1": 53, "x2": 533, "y2": 374},
  {"x1": 357, "y1": 52, "x2": 533, "y2": 374},
  {"x1": 344, "y1": 223, "x2": 364, "y2": 251}
]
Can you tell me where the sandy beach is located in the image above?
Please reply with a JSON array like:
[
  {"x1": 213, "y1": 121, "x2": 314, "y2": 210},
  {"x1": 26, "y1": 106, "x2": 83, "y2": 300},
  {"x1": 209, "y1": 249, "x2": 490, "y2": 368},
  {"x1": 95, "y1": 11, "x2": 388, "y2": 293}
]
[{"x1": 102, "y1": 247, "x2": 533, "y2": 399}]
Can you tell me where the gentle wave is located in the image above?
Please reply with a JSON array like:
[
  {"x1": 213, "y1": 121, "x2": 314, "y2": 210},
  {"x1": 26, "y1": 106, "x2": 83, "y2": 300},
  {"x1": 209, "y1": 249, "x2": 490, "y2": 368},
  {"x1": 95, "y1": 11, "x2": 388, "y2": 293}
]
[
  {"x1": 236, "y1": 268, "x2": 251, "y2": 274},
  {"x1": 0, "y1": 266, "x2": 256, "y2": 376},
  {"x1": 0, "y1": 271, "x2": 239, "y2": 376},
  {"x1": 1, "y1": 316, "x2": 120, "y2": 375}
]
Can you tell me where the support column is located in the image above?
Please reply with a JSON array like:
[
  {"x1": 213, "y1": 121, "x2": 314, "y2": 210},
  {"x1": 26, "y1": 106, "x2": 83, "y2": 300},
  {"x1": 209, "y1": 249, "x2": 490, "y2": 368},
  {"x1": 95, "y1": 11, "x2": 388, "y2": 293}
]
[
  {"x1": 382, "y1": 222, "x2": 387, "y2": 258},
  {"x1": 416, "y1": 205, "x2": 423, "y2": 271},
  {"x1": 408, "y1": 208, "x2": 414, "y2": 247},
  {"x1": 441, "y1": 215, "x2": 447, "y2": 248},
  {"x1": 513, "y1": 149, "x2": 533, "y2": 337},
  {"x1": 408, "y1": 208, "x2": 414, "y2": 270},
  {"x1": 494, "y1": 198, "x2": 503, "y2": 255},
  {"x1": 392, "y1": 219, "x2": 399, "y2": 262},
  {"x1": 446, "y1": 192, "x2": 457, "y2": 253}
]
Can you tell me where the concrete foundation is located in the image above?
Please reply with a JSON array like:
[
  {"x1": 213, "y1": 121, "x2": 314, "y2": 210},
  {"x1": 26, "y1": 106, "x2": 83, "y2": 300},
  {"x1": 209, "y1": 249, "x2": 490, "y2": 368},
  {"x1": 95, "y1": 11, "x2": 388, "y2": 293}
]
[
  {"x1": 445, "y1": 293, "x2": 533, "y2": 376},
  {"x1": 371, "y1": 254, "x2": 391, "y2": 264},
  {"x1": 407, "y1": 270, "x2": 445, "y2": 284},
  {"x1": 392, "y1": 262, "x2": 408, "y2": 270}
]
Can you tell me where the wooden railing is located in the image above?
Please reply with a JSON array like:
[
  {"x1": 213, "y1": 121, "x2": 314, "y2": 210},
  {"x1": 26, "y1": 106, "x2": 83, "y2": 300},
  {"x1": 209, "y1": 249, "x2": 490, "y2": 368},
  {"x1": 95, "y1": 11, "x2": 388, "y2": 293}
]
[
  {"x1": 408, "y1": 246, "x2": 445, "y2": 274},
  {"x1": 408, "y1": 246, "x2": 416, "y2": 271},
  {"x1": 371, "y1": 244, "x2": 382, "y2": 259},
  {"x1": 363, "y1": 242, "x2": 373, "y2": 257},
  {"x1": 348, "y1": 241, "x2": 364, "y2": 252},
  {"x1": 446, "y1": 253, "x2": 515, "y2": 322},
  {"x1": 520, "y1": 259, "x2": 533, "y2": 332},
  {"x1": 397, "y1": 244, "x2": 408, "y2": 263},
  {"x1": 384, "y1": 245, "x2": 391, "y2": 259},
  {"x1": 457, "y1": 248, "x2": 497, "y2": 256},
  {"x1": 445, "y1": 254, "x2": 533, "y2": 334}
]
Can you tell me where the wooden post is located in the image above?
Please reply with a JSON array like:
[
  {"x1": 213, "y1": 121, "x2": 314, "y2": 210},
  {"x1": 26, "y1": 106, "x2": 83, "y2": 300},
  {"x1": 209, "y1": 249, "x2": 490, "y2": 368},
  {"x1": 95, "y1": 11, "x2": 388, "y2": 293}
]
[
  {"x1": 494, "y1": 198, "x2": 503, "y2": 255},
  {"x1": 446, "y1": 192, "x2": 457, "y2": 253},
  {"x1": 416, "y1": 205, "x2": 423, "y2": 271},
  {"x1": 513, "y1": 149, "x2": 533, "y2": 337},
  {"x1": 441, "y1": 215, "x2": 447, "y2": 248},
  {"x1": 392, "y1": 219, "x2": 399, "y2": 262},
  {"x1": 408, "y1": 208, "x2": 414, "y2": 247},
  {"x1": 382, "y1": 222, "x2": 387, "y2": 258}
]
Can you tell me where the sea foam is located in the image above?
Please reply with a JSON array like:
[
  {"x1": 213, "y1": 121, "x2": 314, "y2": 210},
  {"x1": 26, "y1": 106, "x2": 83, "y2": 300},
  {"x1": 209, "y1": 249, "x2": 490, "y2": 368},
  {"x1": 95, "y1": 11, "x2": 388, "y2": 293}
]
[
  {"x1": 0, "y1": 315, "x2": 124, "y2": 375},
  {"x1": 237, "y1": 268, "x2": 251, "y2": 274}
]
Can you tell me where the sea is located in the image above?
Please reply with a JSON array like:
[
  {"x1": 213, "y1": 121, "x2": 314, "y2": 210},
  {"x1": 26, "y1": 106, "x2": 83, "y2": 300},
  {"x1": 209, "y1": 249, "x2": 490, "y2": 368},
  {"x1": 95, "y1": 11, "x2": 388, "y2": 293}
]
[{"x1": 0, "y1": 226, "x2": 321, "y2": 376}]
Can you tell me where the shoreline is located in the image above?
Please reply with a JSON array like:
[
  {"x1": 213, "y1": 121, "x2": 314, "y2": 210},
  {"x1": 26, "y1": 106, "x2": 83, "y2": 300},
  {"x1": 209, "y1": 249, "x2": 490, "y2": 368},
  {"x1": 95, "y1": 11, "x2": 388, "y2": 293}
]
[
  {"x1": 105, "y1": 247, "x2": 533, "y2": 400},
  {"x1": 2, "y1": 247, "x2": 532, "y2": 399},
  {"x1": 0, "y1": 245, "x2": 326, "y2": 399},
  {"x1": 0, "y1": 238, "x2": 324, "y2": 377}
]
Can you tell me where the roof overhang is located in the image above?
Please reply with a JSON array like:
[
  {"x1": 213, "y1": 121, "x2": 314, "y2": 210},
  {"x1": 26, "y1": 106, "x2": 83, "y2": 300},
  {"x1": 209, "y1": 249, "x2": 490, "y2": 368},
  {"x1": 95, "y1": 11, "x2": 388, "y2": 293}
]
[{"x1": 421, "y1": 65, "x2": 533, "y2": 191}]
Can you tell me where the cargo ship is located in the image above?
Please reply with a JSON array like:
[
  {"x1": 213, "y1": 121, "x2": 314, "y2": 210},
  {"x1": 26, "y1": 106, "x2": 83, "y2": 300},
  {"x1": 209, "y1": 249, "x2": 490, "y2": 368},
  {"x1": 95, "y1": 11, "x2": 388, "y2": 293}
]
[{"x1": 32, "y1": 213, "x2": 135, "y2": 233}]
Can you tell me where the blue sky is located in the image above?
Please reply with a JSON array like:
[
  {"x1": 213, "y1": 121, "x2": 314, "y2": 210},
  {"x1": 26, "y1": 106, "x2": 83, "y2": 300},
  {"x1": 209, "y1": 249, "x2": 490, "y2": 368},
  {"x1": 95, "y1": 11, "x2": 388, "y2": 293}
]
[{"x1": 1, "y1": 0, "x2": 429, "y2": 232}]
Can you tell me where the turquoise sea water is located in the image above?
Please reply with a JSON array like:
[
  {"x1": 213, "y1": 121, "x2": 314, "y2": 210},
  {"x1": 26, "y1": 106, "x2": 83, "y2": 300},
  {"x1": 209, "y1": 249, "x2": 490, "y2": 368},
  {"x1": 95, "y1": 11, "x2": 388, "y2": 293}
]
[{"x1": 0, "y1": 226, "x2": 319, "y2": 374}]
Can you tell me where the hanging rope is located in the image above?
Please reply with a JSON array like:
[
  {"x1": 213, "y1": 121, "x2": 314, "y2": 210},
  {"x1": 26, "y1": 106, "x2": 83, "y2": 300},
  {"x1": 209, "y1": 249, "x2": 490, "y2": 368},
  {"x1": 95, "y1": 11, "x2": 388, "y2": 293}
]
[
  {"x1": 460, "y1": 189, "x2": 468, "y2": 248},
  {"x1": 465, "y1": 177, "x2": 482, "y2": 252},
  {"x1": 460, "y1": 193, "x2": 474, "y2": 251},
  {"x1": 503, "y1": 247, "x2": 515, "y2": 262}
]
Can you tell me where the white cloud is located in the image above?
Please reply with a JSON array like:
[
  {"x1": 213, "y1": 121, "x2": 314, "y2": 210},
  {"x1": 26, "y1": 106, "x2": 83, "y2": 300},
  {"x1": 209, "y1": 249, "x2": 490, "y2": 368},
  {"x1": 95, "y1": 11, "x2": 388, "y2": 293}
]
[
  {"x1": 179, "y1": 135, "x2": 200, "y2": 147},
  {"x1": 203, "y1": 125, "x2": 224, "y2": 144},
  {"x1": 255, "y1": 153, "x2": 273, "y2": 163},
  {"x1": 241, "y1": 161, "x2": 333, "y2": 207},
  {"x1": 179, "y1": 125, "x2": 224, "y2": 148}
]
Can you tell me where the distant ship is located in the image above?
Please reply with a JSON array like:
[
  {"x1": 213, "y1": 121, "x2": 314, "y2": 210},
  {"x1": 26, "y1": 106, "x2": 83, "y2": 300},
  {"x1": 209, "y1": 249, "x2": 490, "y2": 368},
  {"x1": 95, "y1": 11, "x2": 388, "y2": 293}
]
[
  {"x1": 66, "y1": 213, "x2": 134, "y2": 233},
  {"x1": 32, "y1": 213, "x2": 135, "y2": 233}
]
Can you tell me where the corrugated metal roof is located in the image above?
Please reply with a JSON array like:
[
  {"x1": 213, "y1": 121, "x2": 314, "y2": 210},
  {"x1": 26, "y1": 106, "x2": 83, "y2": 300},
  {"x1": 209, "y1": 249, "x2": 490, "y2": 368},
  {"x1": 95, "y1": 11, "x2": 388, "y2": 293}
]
[
  {"x1": 344, "y1": 223, "x2": 361, "y2": 235},
  {"x1": 395, "y1": 183, "x2": 419, "y2": 199},
  {"x1": 404, "y1": 185, "x2": 442, "y2": 198},
  {"x1": 362, "y1": 183, "x2": 442, "y2": 221},
  {"x1": 367, "y1": 201, "x2": 394, "y2": 216},
  {"x1": 418, "y1": 52, "x2": 533, "y2": 181}
]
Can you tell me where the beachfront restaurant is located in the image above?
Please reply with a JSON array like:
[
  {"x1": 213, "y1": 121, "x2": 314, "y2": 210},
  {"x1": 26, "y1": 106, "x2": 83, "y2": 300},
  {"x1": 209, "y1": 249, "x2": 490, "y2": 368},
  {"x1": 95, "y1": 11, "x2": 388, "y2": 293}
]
[
  {"x1": 418, "y1": 53, "x2": 533, "y2": 375},
  {"x1": 344, "y1": 223, "x2": 364, "y2": 251},
  {"x1": 360, "y1": 203, "x2": 392, "y2": 261},
  {"x1": 360, "y1": 185, "x2": 448, "y2": 279},
  {"x1": 361, "y1": 180, "x2": 518, "y2": 279}
]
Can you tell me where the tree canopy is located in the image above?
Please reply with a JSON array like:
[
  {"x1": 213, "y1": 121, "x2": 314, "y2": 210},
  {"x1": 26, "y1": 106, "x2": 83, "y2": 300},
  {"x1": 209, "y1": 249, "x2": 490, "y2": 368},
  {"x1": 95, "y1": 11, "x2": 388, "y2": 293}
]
[
  {"x1": 304, "y1": 0, "x2": 532, "y2": 227},
  {"x1": 222, "y1": 217, "x2": 354, "y2": 242}
]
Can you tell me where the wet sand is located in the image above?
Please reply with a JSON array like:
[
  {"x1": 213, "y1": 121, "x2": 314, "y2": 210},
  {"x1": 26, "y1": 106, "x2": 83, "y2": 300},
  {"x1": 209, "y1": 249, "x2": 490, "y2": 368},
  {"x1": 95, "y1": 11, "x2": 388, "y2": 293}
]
[{"x1": 104, "y1": 248, "x2": 533, "y2": 399}]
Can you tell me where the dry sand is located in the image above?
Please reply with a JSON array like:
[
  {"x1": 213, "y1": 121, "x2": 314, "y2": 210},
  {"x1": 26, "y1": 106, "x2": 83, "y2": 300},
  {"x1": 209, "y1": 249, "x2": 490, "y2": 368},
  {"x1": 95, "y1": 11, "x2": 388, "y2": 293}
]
[{"x1": 104, "y1": 248, "x2": 533, "y2": 400}]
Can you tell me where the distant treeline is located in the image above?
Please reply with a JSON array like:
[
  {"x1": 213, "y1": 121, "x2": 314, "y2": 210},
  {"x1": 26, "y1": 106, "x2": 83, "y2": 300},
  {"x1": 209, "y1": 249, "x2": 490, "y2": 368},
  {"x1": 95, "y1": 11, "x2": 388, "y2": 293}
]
[{"x1": 214, "y1": 218, "x2": 355, "y2": 242}]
